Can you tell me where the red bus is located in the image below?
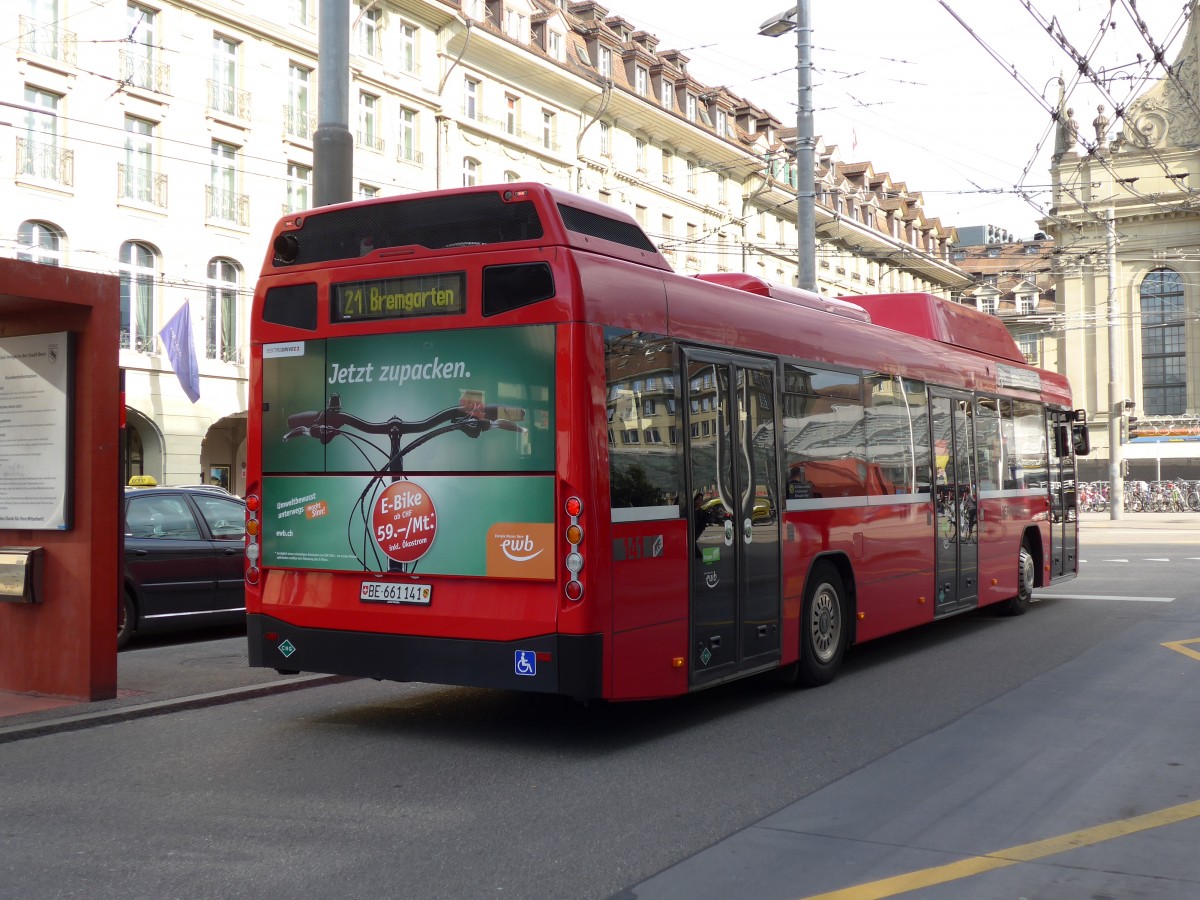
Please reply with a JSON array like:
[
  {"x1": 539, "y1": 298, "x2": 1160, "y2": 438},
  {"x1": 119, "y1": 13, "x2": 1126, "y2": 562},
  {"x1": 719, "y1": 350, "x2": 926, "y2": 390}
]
[{"x1": 245, "y1": 183, "x2": 1090, "y2": 700}]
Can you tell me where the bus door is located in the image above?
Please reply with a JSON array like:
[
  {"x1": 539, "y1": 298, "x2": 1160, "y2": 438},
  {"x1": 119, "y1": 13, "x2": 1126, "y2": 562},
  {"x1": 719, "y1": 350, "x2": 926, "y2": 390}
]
[
  {"x1": 931, "y1": 391, "x2": 979, "y2": 615},
  {"x1": 1047, "y1": 410, "x2": 1078, "y2": 577},
  {"x1": 684, "y1": 352, "x2": 781, "y2": 686}
]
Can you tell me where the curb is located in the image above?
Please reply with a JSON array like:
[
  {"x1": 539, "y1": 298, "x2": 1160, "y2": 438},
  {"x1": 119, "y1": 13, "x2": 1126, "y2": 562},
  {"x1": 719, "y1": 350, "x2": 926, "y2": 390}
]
[{"x1": 0, "y1": 674, "x2": 350, "y2": 745}]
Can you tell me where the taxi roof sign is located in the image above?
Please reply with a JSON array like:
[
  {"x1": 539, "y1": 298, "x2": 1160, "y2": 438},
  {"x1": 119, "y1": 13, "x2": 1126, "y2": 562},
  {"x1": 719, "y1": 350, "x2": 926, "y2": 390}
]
[{"x1": 127, "y1": 475, "x2": 158, "y2": 487}]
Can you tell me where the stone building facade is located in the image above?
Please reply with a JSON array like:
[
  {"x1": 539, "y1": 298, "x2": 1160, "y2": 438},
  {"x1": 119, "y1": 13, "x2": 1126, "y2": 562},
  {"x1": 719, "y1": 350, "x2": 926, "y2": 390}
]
[
  {"x1": 1044, "y1": 1, "x2": 1200, "y2": 480},
  {"x1": 5, "y1": 0, "x2": 967, "y2": 491}
]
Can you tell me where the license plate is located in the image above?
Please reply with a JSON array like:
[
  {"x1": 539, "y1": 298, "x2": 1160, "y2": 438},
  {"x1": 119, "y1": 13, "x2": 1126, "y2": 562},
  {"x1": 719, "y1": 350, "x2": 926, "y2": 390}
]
[{"x1": 359, "y1": 580, "x2": 432, "y2": 605}]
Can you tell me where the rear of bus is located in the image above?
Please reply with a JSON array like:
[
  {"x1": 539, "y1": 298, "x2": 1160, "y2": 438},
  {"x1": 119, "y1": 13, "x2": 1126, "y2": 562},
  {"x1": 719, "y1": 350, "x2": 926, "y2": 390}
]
[{"x1": 244, "y1": 184, "x2": 670, "y2": 699}]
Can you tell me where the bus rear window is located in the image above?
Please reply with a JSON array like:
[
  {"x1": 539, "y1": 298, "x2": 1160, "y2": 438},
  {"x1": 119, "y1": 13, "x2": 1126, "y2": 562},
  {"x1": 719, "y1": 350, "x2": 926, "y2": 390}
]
[
  {"x1": 558, "y1": 204, "x2": 658, "y2": 253},
  {"x1": 273, "y1": 193, "x2": 545, "y2": 267},
  {"x1": 483, "y1": 263, "x2": 555, "y2": 316}
]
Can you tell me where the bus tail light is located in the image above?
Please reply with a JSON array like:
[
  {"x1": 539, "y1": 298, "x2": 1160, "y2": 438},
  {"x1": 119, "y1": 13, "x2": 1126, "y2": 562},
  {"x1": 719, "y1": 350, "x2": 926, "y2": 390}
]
[
  {"x1": 564, "y1": 495, "x2": 583, "y2": 602},
  {"x1": 245, "y1": 493, "x2": 261, "y2": 585}
]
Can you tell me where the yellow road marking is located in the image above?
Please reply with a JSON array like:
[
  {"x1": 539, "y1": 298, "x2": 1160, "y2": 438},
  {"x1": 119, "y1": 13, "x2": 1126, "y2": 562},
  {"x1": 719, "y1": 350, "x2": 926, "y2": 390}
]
[
  {"x1": 1162, "y1": 637, "x2": 1200, "y2": 662},
  {"x1": 802, "y1": 798, "x2": 1200, "y2": 900}
]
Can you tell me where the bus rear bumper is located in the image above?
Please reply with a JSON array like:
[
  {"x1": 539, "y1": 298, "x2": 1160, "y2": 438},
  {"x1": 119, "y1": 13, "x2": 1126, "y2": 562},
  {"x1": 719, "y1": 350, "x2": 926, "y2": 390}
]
[{"x1": 248, "y1": 614, "x2": 605, "y2": 698}]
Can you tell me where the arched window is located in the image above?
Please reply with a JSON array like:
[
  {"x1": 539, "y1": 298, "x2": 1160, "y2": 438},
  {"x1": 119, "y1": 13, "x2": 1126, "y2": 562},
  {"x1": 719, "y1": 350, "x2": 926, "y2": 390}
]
[
  {"x1": 1140, "y1": 268, "x2": 1186, "y2": 415},
  {"x1": 17, "y1": 220, "x2": 64, "y2": 266},
  {"x1": 206, "y1": 257, "x2": 242, "y2": 363},
  {"x1": 463, "y1": 157, "x2": 479, "y2": 187},
  {"x1": 120, "y1": 240, "x2": 157, "y2": 353}
]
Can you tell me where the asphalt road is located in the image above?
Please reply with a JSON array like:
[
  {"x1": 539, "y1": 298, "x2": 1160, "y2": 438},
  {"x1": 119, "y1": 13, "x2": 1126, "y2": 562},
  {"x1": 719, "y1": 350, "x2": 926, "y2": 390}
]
[{"x1": 1, "y1": 528, "x2": 1198, "y2": 899}]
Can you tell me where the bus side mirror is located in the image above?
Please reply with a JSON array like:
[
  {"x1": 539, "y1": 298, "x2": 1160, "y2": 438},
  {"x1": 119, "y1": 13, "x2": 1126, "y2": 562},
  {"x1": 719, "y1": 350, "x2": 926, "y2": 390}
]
[{"x1": 1072, "y1": 423, "x2": 1091, "y2": 457}]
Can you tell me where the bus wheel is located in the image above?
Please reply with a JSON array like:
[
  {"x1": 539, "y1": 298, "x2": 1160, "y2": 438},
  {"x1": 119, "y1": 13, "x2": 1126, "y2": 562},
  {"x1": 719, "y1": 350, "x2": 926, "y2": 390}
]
[
  {"x1": 118, "y1": 592, "x2": 136, "y2": 649},
  {"x1": 1001, "y1": 544, "x2": 1035, "y2": 617},
  {"x1": 798, "y1": 562, "x2": 847, "y2": 686}
]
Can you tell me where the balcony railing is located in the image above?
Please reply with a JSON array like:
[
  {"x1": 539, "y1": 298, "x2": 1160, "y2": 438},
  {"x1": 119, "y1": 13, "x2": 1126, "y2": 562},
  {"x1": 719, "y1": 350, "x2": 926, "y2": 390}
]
[
  {"x1": 18, "y1": 16, "x2": 77, "y2": 66},
  {"x1": 283, "y1": 105, "x2": 317, "y2": 141},
  {"x1": 118, "y1": 164, "x2": 168, "y2": 208},
  {"x1": 118, "y1": 48, "x2": 170, "y2": 94},
  {"x1": 397, "y1": 146, "x2": 425, "y2": 165},
  {"x1": 15, "y1": 137, "x2": 73, "y2": 186},
  {"x1": 205, "y1": 185, "x2": 249, "y2": 227},
  {"x1": 206, "y1": 80, "x2": 252, "y2": 120},
  {"x1": 120, "y1": 330, "x2": 158, "y2": 355},
  {"x1": 356, "y1": 132, "x2": 385, "y2": 152},
  {"x1": 206, "y1": 341, "x2": 244, "y2": 364}
]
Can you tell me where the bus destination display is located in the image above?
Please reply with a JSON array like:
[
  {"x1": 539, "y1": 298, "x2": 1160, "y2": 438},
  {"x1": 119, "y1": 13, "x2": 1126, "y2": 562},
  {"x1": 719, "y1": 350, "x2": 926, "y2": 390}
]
[{"x1": 333, "y1": 272, "x2": 465, "y2": 322}]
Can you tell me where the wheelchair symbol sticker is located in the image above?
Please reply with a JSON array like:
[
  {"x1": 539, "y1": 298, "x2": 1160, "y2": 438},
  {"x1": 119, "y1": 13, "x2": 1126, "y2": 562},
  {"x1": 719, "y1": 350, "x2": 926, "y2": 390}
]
[{"x1": 515, "y1": 650, "x2": 536, "y2": 677}]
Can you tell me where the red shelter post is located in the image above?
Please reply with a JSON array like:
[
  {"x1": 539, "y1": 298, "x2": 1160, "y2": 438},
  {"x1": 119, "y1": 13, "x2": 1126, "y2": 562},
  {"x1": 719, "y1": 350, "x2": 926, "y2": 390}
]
[{"x1": 0, "y1": 260, "x2": 120, "y2": 701}]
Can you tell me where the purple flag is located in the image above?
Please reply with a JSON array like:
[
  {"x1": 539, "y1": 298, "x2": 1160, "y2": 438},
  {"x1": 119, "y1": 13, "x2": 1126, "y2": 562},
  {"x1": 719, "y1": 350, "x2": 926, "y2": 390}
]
[{"x1": 159, "y1": 302, "x2": 200, "y2": 403}]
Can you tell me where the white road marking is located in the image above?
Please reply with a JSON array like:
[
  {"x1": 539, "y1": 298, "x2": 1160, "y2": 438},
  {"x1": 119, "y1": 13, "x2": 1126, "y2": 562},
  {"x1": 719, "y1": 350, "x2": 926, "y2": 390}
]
[{"x1": 1035, "y1": 593, "x2": 1174, "y2": 602}]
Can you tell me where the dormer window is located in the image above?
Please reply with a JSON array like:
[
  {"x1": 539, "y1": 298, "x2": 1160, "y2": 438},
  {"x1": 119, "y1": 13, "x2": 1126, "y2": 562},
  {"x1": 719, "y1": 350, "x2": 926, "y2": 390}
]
[
  {"x1": 635, "y1": 65, "x2": 648, "y2": 97},
  {"x1": 685, "y1": 93, "x2": 697, "y2": 122},
  {"x1": 503, "y1": 9, "x2": 526, "y2": 41},
  {"x1": 596, "y1": 46, "x2": 612, "y2": 77},
  {"x1": 660, "y1": 79, "x2": 673, "y2": 109},
  {"x1": 715, "y1": 109, "x2": 728, "y2": 137},
  {"x1": 546, "y1": 31, "x2": 562, "y2": 60},
  {"x1": 1017, "y1": 291, "x2": 1037, "y2": 314}
]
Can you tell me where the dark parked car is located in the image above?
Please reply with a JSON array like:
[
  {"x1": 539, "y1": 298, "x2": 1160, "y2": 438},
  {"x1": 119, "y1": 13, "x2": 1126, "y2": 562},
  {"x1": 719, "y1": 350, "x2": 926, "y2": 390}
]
[{"x1": 120, "y1": 486, "x2": 246, "y2": 647}]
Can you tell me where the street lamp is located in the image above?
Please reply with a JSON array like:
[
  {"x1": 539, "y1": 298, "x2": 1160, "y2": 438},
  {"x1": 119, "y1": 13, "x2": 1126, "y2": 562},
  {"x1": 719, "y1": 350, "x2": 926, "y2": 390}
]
[{"x1": 759, "y1": 3, "x2": 816, "y2": 293}]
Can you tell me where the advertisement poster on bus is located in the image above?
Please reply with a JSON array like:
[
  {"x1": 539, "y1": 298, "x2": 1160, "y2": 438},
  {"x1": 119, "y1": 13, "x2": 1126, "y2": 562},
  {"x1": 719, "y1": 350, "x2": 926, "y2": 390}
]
[
  {"x1": 262, "y1": 473, "x2": 555, "y2": 579},
  {"x1": 260, "y1": 324, "x2": 555, "y2": 474}
]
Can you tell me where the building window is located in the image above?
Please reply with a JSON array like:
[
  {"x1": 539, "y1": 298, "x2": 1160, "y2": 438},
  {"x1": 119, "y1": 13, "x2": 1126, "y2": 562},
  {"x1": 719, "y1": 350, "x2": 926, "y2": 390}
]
[
  {"x1": 1017, "y1": 333, "x2": 1038, "y2": 364},
  {"x1": 358, "y1": 182, "x2": 380, "y2": 200},
  {"x1": 399, "y1": 22, "x2": 417, "y2": 73},
  {"x1": 119, "y1": 240, "x2": 157, "y2": 353},
  {"x1": 542, "y1": 110, "x2": 555, "y2": 149},
  {"x1": 977, "y1": 293, "x2": 997, "y2": 315},
  {"x1": 661, "y1": 150, "x2": 673, "y2": 184},
  {"x1": 206, "y1": 258, "x2": 241, "y2": 363},
  {"x1": 504, "y1": 8, "x2": 526, "y2": 40},
  {"x1": 686, "y1": 93, "x2": 697, "y2": 122},
  {"x1": 686, "y1": 159, "x2": 697, "y2": 193},
  {"x1": 635, "y1": 138, "x2": 646, "y2": 172},
  {"x1": 357, "y1": 91, "x2": 381, "y2": 150},
  {"x1": 547, "y1": 30, "x2": 562, "y2": 60},
  {"x1": 596, "y1": 46, "x2": 612, "y2": 77},
  {"x1": 121, "y1": 115, "x2": 155, "y2": 203},
  {"x1": 210, "y1": 34, "x2": 240, "y2": 117},
  {"x1": 660, "y1": 79, "x2": 673, "y2": 109},
  {"x1": 504, "y1": 170, "x2": 520, "y2": 183},
  {"x1": 464, "y1": 77, "x2": 479, "y2": 119},
  {"x1": 16, "y1": 220, "x2": 64, "y2": 266},
  {"x1": 635, "y1": 66, "x2": 648, "y2": 97},
  {"x1": 599, "y1": 121, "x2": 611, "y2": 157},
  {"x1": 715, "y1": 109, "x2": 728, "y2": 137},
  {"x1": 356, "y1": 5, "x2": 382, "y2": 58},
  {"x1": 506, "y1": 94, "x2": 518, "y2": 135},
  {"x1": 285, "y1": 161, "x2": 310, "y2": 213},
  {"x1": 286, "y1": 63, "x2": 313, "y2": 139},
  {"x1": 1140, "y1": 268, "x2": 1187, "y2": 415},
  {"x1": 123, "y1": 3, "x2": 159, "y2": 91},
  {"x1": 289, "y1": 0, "x2": 311, "y2": 27},
  {"x1": 1017, "y1": 291, "x2": 1036, "y2": 314},
  {"x1": 208, "y1": 140, "x2": 242, "y2": 223},
  {"x1": 19, "y1": 85, "x2": 69, "y2": 185},
  {"x1": 398, "y1": 106, "x2": 418, "y2": 162},
  {"x1": 463, "y1": 157, "x2": 479, "y2": 186}
]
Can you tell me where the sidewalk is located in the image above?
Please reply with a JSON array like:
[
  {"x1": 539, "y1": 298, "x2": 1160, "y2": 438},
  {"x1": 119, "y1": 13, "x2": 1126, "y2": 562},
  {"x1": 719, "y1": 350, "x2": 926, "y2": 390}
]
[{"x1": 0, "y1": 633, "x2": 345, "y2": 743}]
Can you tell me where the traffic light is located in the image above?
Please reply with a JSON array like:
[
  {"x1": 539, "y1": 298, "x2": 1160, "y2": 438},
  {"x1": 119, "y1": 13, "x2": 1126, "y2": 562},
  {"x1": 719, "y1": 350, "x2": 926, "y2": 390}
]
[{"x1": 1120, "y1": 399, "x2": 1137, "y2": 443}]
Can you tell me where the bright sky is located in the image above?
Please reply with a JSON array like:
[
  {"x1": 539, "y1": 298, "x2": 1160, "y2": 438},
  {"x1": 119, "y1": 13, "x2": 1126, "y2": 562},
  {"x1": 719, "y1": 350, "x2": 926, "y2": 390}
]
[{"x1": 609, "y1": 0, "x2": 1191, "y2": 240}]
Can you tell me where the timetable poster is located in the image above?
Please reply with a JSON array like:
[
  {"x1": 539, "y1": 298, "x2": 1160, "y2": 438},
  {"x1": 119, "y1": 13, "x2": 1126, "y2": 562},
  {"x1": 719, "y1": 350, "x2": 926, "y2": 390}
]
[{"x1": 0, "y1": 332, "x2": 72, "y2": 530}]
